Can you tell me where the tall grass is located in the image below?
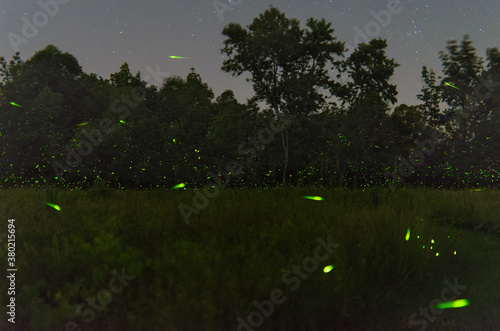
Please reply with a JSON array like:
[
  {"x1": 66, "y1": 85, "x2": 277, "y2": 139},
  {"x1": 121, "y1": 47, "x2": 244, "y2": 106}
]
[{"x1": 0, "y1": 187, "x2": 498, "y2": 330}]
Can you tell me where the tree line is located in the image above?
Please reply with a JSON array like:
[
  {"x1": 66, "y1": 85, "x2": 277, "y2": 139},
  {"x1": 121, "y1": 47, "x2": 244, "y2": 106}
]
[{"x1": 1, "y1": 7, "x2": 499, "y2": 190}]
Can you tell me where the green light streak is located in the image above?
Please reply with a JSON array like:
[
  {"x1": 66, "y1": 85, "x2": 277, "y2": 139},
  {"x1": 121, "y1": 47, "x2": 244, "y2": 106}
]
[
  {"x1": 170, "y1": 56, "x2": 188, "y2": 59},
  {"x1": 46, "y1": 203, "x2": 61, "y2": 211},
  {"x1": 444, "y1": 82, "x2": 463, "y2": 91},
  {"x1": 10, "y1": 102, "x2": 22, "y2": 107},
  {"x1": 434, "y1": 299, "x2": 469, "y2": 309},
  {"x1": 172, "y1": 183, "x2": 185, "y2": 189},
  {"x1": 323, "y1": 265, "x2": 334, "y2": 273},
  {"x1": 405, "y1": 228, "x2": 410, "y2": 241},
  {"x1": 303, "y1": 196, "x2": 323, "y2": 201},
  {"x1": 75, "y1": 122, "x2": 89, "y2": 126}
]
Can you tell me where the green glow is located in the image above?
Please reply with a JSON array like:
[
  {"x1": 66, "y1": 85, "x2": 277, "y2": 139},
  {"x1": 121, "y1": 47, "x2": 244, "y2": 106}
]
[
  {"x1": 405, "y1": 228, "x2": 410, "y2": 241},
  {"x1": 323, "y1": 265, "x2": 334, "y2": 273},
  {"x1": 10, "y1": 101, "x2": 22, "y2": 107},
  {"x1": 303, "y1": 196, "x2": 323, "y2": 201},
  {"x1": 119, "y1": 120, "x2": 128, "y2": 124},
  {"x1": 444, "y1": 82, "x2": 463, "y2": 91},
  {"x1": 172, "y1": 183, "x2": 185, "y2": 189},
  {"x1": 46, "y1": 203, "x2": 61, "y2": 211},
  {"x1": 434, "y1": 299, "x2": 469, "y2": 309},
  {"x1": 170, "y1": 56, "x2": 188, "y2": 58},
  {"x1": 75, "y1": 122, "x2": 89, "y2": 126}
]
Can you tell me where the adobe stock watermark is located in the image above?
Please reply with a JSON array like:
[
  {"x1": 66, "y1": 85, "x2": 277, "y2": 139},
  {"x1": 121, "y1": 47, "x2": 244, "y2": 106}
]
[
  {"x1": 353, "y1": 0, "x2": 403, "y2": 45},
  {"x1": 213, "y1": 0, "x2": 243, "y2": 22},
  {"x1": 51, "y1": 65, "x2": 169, "y2": 182},
  {"x1": 408, "y1": 277, "x2": 467, "y2": 330},
  {"x1": 8, "y1": 0, "x2": 73, "y2": 52},
  {"x1": 385, "y1": 72, "x2": 500, "y2": 191},
  {"x1": 178, "y1": 112, "x2": 296, "y2": 224},
  {"x1": 64, "y1": 267, "x2": 136, "y2": 331},
  {"x1": 236, "y1": 235, "x2": 340, "y2": 330}
]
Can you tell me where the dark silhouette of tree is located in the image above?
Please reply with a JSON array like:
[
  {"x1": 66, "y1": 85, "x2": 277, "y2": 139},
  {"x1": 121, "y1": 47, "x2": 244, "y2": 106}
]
[{"x1": 220, "y1": 6, "x2": 346, "y2": 184}]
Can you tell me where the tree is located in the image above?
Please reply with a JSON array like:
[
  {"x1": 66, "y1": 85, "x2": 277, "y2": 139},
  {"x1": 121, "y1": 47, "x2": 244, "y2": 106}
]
[
  {"x1": 157, "y1": 68, "x2": 217, "y2": 186},
  {"x1": 416, "y1": 66, "x2": 442, "y2": 127},
  {"x1": 110, "y1": 63, "x2": 142, "y2": 88},
  {"x1": 221, "y1": 6, "x2": 346, "y2": 184},
  {"x1": 339, "y1": 39, "x2": 399, "y2": 107}
]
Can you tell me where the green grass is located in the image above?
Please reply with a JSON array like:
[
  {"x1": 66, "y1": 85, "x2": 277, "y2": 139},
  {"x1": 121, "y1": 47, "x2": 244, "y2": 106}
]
[{"x1": 0, "y1": 187, "x2": 499, "y2": 330}]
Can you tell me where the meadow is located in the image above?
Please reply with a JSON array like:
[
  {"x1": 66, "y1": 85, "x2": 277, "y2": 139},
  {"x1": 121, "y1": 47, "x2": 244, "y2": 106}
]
[{"x1": 0, "y1": 187, "x2": 499, "y2": 330}]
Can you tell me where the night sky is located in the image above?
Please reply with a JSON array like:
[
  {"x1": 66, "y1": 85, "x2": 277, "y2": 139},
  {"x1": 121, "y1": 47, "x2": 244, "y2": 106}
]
[{"x1": 0, "y1": 0, "x2": 498, "y2": 108}]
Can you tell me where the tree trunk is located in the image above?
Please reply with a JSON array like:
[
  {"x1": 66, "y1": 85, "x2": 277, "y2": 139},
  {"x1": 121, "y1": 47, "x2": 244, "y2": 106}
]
[{"x1": 279, "y1": 124, "x2": 289, "y2": 185}]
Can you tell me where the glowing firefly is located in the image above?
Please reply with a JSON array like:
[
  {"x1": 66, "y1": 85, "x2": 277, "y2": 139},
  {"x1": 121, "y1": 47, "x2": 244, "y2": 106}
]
[
  {"x1": 405, "y1": 228, "x2": 410, "y2": 241},
  {"x1": 170, "y1": 56, "x2": 188, "y2": 59},
  {"x1": 172, "y1": 183, "x2": 185, "y2": 189},
  {"x1": 119, "y1": 120, "x2": 128, "y2": 125},
  {"x1": 323, "y1": 265, "x2": 334, "y2": 273},
  {"x1": 303, "y1": 196, "x2": 323, "y2": 201},
  {"x1": 434, "y1": 299, "x2": 469, "y2": 309},
  {"x1": 46, "y1": 203, "x2": 61, "y2": 211},
  {"x1": 10, "y1": 102, "x2": 22, "y2": 107},
  {"x1": 444, "y1": 82, "x2": 463, "y2": 92},
  {"x1": 75, "y1": 122, "x2": 89, "y2": 126}
]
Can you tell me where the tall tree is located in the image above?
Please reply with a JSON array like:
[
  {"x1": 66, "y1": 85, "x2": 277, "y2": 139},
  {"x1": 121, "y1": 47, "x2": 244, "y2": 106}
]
[
  {"x1": 221, "y1": 6, "x2": 346, "y2": 184},
  {"x1": 339, "y1": 38, "x2": 399, "y2": 107},
  {"x1": 416, "y1": 66, "x2": 442, "y2": 128}
]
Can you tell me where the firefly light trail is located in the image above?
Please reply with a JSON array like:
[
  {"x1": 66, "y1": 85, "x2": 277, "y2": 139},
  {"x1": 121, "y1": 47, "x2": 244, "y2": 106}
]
[
  {"x1": 444, "y1": 82, "x2": 463, "y2": 91},
  {"x1": 323, "y1": 265, "x2": 334, "y2": 273},
  {"x1": 303, "y1": 196, "x2": 323, "y2": 201},
  {"x1": 434, "y1": 299, "x2": 469, "y2": 309},
  {"x1": 46, "y1": 203, "x2": 61, "y2": 211}
]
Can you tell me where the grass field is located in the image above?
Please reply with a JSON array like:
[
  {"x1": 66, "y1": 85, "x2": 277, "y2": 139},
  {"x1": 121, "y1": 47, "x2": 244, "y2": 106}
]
[{"x1": 0, "y1": 187, "x2": 499, "y2": 330}]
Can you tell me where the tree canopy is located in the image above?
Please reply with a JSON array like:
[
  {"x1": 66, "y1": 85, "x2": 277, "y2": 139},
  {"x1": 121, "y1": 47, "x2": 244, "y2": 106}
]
[{"x1": 0, "y1": 8, "x2": 499, "y2": 190}]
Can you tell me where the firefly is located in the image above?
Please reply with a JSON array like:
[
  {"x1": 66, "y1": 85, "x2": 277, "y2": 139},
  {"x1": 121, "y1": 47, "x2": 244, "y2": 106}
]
[
  {"x1": 303, "y1": 196, "x2": 323, "y2": 201},
  {"x1": 405, "y1": 228, "x2": 410, "y2": 241},
  {"x1": 10, "y1": 102, "x2": 22, "y2": 107},
  {"x1": 172, "y1": 183, "x2": 185, "y2": 189},
  {"x1": 170, "y1": 56, "x2": 188, "y2": 59},
  {"x1": 46, "y1": 203, "x2": 61, "y2": 211},
  {"x1": 75, "y1": 122, "x2": 89, "y2": 126},
  {"x1": 434, "y1": 299, "x2": 469, "y2": 309},
  {"x1": 444, "y1": 82, "x2": 463, "y2": 92},
  {"x1": 119, "y1": 120, "x2": 128, "y2": 124},
  {"x1": 323, "y1": 265, "x2": 334, "y2": 273}
]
